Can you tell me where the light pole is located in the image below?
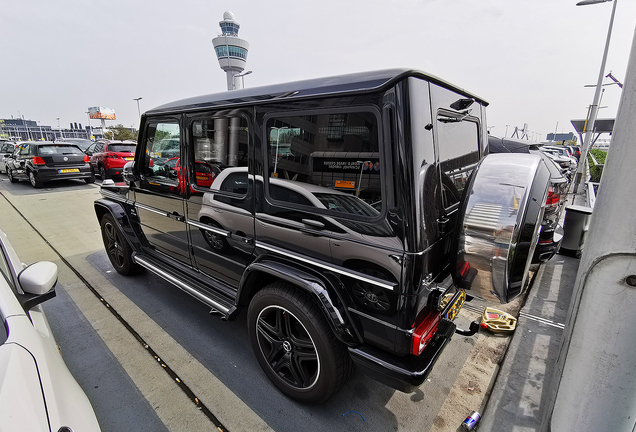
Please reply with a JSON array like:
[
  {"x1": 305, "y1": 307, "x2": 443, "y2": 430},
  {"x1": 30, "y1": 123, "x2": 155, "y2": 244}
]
[
  {"x1": 356, "y1": 161, "x2": 372, "y2": 197},
  {"x1": 271, "y1": 126, "x2": 289, "y2": 174},
  {"x1": 57, "y1": 117, "x2": 63, "y2": 140},
  {"x1": 232, "y1": 70, "x2": 252, "y2": 90},
  {"x1": 504, "y1": 124, "x2": 510, "y2": 138},
  {"x1": 86, "y1": 111, "x2": 93, "y2": 140},
  {"x1": 133, "y1": 97, "x2": 142, "y2": 120},
  {"x1": 573, "y1": 0, "x2": 617, "y2": 194}
]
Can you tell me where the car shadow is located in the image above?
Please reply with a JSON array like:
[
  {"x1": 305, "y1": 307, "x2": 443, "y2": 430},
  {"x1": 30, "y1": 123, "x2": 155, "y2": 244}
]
[{"x1": 85, "y1": 250, "x2": 401, "y2": 432}]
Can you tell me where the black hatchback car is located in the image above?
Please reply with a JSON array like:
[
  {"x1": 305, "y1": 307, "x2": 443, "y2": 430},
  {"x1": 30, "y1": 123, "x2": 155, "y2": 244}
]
[{"x1": 6, "y1": 141, "x2": 94, "y2": 187}]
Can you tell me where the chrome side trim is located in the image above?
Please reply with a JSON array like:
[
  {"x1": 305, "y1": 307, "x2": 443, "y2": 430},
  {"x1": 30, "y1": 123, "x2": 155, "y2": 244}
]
[
  {"x1": 133, "y1": 255, "x2": 231, "y2": 315},
  {"x1": 187, "y1": 219, "x2": 230, "y2": 237},
  {"x1": 256, "y1": 241, "x2": 396, "y2": 291},
  {"x1": 136, "y1": 203, "x2": 168, "y2": 217},
  {"x1": 347, "y1": 308, "x2": 397, "y2": 329},
  {"x1": 100, "y1": 190, "x2": 128, "y2": 203}
]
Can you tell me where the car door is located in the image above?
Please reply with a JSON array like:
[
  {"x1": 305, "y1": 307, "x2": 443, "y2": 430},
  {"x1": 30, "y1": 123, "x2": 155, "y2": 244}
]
[
  {"x1": 134, "y1": 117, "x2": 191, "y2": 266},
  {"x1": 185, "y1": 111, "x2": 254, "y2": 286}
]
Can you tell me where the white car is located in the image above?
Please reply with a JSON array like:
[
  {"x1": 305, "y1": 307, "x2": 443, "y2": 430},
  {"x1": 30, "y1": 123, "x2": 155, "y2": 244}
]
[
  {"x1": 0, "y1": 228, "x2": 101, "y2": 432},
  {"x1": 0, "y1": 142, "x2": 17, "y2": 174}
]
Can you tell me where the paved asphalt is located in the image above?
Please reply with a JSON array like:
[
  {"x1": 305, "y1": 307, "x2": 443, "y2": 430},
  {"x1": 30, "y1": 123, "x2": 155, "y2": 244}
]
[{"x1": 0, "y1": 176, "x2": 498, "y2": 432}]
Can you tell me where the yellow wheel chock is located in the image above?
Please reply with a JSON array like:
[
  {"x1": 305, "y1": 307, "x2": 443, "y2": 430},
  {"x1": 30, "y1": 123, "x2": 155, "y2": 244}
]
[{"x1": 480, "y1": 307, "x2": 517, "y2": 332}]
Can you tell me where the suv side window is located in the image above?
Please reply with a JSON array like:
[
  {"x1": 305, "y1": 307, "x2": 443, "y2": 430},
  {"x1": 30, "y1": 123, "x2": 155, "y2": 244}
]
[
  {"x1": 19, "y1": 144, "x2": 30, "y2": 156},
  {"x1": 264, "y1": 110, "x2": 382, "y2": 218},
  {"x1": 142, "y1": 120, "x2": 181, "y2": 185},
  {"x1": 190, "y1": 113, "x2": 250, "y2": 191}
]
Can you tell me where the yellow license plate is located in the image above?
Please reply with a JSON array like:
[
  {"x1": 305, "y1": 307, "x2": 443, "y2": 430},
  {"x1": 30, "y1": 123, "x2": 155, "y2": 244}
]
[
  {"x1": 196, "y1": 175, "x2": 208, "y2": 180},
  {"x1": 59, "y1": 168, "x2": 80, "y2": 173},
  {"x1": 443, "y1": 290, "x2": 466, "y2": 321},
  {"x1": 125, "y1": 157, "x2": 134, "y2": 161}
]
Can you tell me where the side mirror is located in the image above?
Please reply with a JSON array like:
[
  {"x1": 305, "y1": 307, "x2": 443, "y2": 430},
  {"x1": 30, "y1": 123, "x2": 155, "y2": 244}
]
[
  {"x1": 123, "y1": 161, "x2": 138, "y2": 183},
  {"x1": 18, "y1": 261, "x2": 58, "y2": 311}
]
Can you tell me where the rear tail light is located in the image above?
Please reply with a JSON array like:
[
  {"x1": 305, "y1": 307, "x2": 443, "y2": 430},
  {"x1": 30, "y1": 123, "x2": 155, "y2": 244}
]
[
  {"x1": 411, "y1": 310, "x2": 441, "y2": 355},
  {"x1": 546, "y1": 187, "x2": 560, "y2": 207},
  {"x1": 84, "y1": 155, "x2": 90, "y2": 162},
  {"x1": 32, "y1": 156, "x2": 46, "y2": 165},
  {"x1": 149, "y1": 158, "x2": 154, "y2": 167},
  {"x1": 105, "y1": 152, "x2": 119, "y2": 158}
]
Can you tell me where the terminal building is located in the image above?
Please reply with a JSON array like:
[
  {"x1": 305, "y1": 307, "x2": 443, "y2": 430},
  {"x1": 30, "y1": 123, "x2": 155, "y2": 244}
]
[{"x1": 0, "y1": 118, "x2": 90, "y2": 141}]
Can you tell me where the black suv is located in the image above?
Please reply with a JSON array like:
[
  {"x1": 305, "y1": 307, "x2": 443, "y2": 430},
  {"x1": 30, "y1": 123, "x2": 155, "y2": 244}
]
[{"x1": 95, "y1": 69, "x2": 550, "y2": 403}]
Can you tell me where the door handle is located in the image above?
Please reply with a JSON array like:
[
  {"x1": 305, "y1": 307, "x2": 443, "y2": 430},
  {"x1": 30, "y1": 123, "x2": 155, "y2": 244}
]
[
  {"x1": 169, "y1": 212, "x2": 185, "y2": 222},
  {"x1": 302, "y1": 219, "x2": 325, "y2": 229}
]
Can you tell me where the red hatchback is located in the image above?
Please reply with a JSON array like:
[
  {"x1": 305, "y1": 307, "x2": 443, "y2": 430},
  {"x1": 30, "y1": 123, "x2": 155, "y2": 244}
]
[
  {"x1": 163, "y1": 157, "x2": 219, "y2": 193},
  {"x1": 85, "y1": 140, "x2": 136, "y2": 179}
]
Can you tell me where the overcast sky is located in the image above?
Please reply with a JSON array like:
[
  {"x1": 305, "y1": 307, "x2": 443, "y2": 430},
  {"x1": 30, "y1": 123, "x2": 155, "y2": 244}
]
[{"x1": 2, "y1": 0, "x2": 635, "y2": 141}]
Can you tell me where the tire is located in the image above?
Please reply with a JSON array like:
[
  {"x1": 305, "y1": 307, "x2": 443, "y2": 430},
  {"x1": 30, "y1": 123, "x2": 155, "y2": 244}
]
[
  {"x1": 200, "y1": 219, "x2": 230, "y2": 252},
  {"x1": 247, "y1": 282, "x2": 351, "y2": 404},
  {"x1": 85, "y1": 171, "x2": 95, "y2": 184},
  {"x1": 28, "y1": 171, "x2": 42, "y2": 188},
  {"x1": 100, "y1": 214, "x2": 140, "y2": 275},
  {"x1": 99, "y1": 165, "x2": 109, "y2": 180},
  {"x1": 7, "y1": 168, "x2": 18, "y2": 183}
]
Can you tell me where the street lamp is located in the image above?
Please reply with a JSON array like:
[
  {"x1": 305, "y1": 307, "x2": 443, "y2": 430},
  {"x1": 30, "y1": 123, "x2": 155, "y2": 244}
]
[
  {"x1": 133, "y1": 97, "x2": 142, "y2": 119},
  {"x1": 573, "y1": 0, "x2": 617, "y2": 194},
  {"x1": 271, "y1": 126, "x2": 289, "y2": 174},
  {"x1": 86, "y1": 111, "x2": 93, "y2": 140},
  {"x1": 232, "y1": 70, "x2": 252, "y2": 90},
  {"x1": 356, "y1": 160, "x2": 372, "y2": 197},
  {"x1": 57, "y1": 117, "x2": 63, "y2": 140}
]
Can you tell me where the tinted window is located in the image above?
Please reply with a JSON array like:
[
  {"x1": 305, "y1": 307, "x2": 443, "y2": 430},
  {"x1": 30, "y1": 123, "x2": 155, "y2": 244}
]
[
  {"x1": 265, "y1": 110, "x2": 381, "y2": 217},
  {"x1": 37, "y1": 145, "x2": 84, "y2": 155},
  {"x1": 220, "y1": 172, "x2": 248, "y2": 195},
  {"x1": 190, "y1": 114, "x2": 249, "y2": 190},
  {"x1": 108, "y1": 144, "x2": 136, "y2": 153},
  {"x1": 436, "y1": 110, "x2": 480, "y2": 208},
  {"x1": 142, "y1": 121, "x2": 181, "y2": 184}
]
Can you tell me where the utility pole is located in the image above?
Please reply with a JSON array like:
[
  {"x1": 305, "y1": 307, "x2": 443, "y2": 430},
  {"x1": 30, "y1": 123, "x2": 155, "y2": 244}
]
[{"x1": 543, "y1": 25, "x2": 636, "y2": 432}]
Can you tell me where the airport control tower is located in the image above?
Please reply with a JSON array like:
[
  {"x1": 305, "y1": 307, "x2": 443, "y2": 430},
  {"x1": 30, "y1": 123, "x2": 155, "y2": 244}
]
[{"x1": 212, "y1": 11, "x2": 249, "y2": 91}]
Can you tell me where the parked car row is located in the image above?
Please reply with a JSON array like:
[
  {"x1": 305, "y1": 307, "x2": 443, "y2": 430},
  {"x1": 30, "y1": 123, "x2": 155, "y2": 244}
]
[{"x1": 0, "y1": 138, "x2": 139, "y2": 187}]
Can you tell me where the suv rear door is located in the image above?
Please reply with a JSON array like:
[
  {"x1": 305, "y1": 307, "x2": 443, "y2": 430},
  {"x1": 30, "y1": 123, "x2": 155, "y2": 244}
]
[{"x1": 184, "y1": 111, "x2": 255, "y2": 286}]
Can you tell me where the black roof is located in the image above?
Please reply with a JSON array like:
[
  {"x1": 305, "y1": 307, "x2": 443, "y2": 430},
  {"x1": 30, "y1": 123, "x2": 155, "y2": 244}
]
[
  {"x1": 147, "y1": 68, "x2": 488, "y2": 115},
  {"x1": 488, "y1": 135, "x2": 540, "y2": 154}
]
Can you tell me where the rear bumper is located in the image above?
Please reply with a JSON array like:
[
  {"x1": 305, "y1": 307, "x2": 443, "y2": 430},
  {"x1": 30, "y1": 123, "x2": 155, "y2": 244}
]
[
  {"x1": 348, "y1": 319, "x2": 455, "y2": 393},
  {"x1": 35, "y1": 166, "x2": 93, "y2": 182},
  {"x1": 533, "y1": 224, "x2": 563, "y2": 263}
]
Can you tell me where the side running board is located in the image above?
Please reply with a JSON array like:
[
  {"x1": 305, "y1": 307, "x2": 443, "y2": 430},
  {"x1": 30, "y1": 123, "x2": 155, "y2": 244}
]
[{"x1": 132, "y1": 253, "x2": 237, "y2": 320}]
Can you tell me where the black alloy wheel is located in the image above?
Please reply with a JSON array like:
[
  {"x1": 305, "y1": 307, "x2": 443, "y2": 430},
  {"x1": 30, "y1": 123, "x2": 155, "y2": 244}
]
[
  {"x1": 7, "y1": 168, "x2": 17, "y2": 183},
  {"x1": 100, "y1": 214, "x2": 139, "y2": 275},
  {"x1": 99, "y1": 165, "x2": 108, "y2": 180},
  {"x1": 200, "y1": 220, "x2": 230, "y2": 252},
  {"x1": 28, "y1": 171, "x2": 42, "y2": 188},
  {"x1": 247, "y1": 282, "x2": 351, "y2": 404}
]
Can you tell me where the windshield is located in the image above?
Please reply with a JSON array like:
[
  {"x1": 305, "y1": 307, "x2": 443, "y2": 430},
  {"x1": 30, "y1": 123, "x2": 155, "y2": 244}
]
[{"x1": 37, "y1": 145, "x2": 83, "y2": 155}]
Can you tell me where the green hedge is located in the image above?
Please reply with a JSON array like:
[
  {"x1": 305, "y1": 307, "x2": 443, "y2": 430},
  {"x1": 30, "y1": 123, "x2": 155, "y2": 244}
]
[{"x1": 588, "y1": 149, "x2": 607, "y2": 182}]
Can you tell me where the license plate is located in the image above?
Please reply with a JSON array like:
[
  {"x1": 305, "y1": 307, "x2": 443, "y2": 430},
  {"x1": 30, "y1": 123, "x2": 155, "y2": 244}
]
[
  {"x1": 59, "y1": 168, "x2": 80, "y2": 173},
  {"x1": 196, "y1": 175, "x2": 208, "y2": 180},
  {"x1": 125, "y1": 157, "x2": 134, "y2": 161},
  {"x1": 443, "y1": 290, "x2": 466, "y2": 321}
]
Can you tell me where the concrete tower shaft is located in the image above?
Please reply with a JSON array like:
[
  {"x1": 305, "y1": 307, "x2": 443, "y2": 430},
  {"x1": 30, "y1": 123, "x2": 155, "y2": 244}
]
[{"x1": 212, "y1": 11, "x2": 249, "y2": 91}]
